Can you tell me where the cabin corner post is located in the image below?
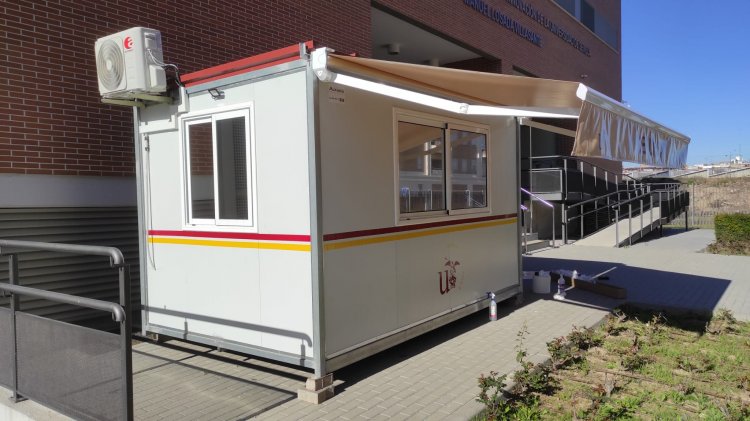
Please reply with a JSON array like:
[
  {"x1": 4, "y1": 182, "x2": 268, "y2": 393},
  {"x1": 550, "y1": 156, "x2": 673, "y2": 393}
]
[
  {"x1": 297, "y1": 64, "x2": 334, "y2": 404},
  {"x1": 515, "y1": 118, "x2": 524, "y2": 303},
  {"x1": 133, "y1": 106, "x2": 150, "y2": 335}
]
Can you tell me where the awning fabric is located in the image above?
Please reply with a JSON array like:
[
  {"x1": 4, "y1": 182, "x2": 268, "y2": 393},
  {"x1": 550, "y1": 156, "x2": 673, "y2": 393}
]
[{"x1": 313, "y1": 50, "x2": 689, "y2": 168}]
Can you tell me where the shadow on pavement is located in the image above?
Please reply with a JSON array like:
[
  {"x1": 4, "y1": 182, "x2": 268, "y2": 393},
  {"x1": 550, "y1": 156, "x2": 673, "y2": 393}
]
[
  {"x1": 524, "y1": 255, "x2": 730, "y2": 318},
  {"x1": 330, "y1": 283, "x2": 618, "y2": 395}
]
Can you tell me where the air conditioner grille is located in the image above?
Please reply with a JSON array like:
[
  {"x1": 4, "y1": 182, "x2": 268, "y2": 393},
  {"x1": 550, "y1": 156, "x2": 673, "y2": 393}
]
[{"x1": 96, "y1": 39, "x2": 124, "y2": 91}]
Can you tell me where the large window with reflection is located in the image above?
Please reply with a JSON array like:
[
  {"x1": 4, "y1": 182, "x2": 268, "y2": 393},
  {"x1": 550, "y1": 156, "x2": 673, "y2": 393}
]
[
  {"x1": 397, "y1": 113, "x2": 488, "y2": 219},
  {"x1": 184, "y1": 108, "x2": 254, "y2": 227}
]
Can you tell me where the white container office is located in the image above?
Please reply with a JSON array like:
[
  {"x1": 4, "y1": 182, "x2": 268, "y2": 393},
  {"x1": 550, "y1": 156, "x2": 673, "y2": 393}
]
[{"x1": 132, "y1": 42, "x2": 689, "y2": 390}]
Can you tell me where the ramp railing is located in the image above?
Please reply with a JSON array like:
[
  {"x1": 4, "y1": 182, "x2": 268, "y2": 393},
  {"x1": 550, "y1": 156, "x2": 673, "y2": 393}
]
[
  {"x1": 521, "y1": 187, "x2": 556, "y2": 248},
  {"x1": 562, "y1": 182, "x2": 689, "y2": 246},
  {"x1": 0, "y1": 240, "x2": 132, "y2": 421}
]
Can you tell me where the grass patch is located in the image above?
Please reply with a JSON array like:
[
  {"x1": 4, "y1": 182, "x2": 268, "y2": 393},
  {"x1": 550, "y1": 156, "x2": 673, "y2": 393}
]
[{"x1": 474, "y1": 307, "x2": 750, "y2": 420}]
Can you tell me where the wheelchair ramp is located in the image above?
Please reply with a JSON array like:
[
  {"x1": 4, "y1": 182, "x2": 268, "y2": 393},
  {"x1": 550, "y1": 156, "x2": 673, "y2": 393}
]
[{"x1": 575, "y1": 206, "x2": 662, "y2": 247}]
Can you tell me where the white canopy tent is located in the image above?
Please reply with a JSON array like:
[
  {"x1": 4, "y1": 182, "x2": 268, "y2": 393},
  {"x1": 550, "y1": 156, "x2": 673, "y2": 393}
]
[{"x1": 311, "y1": 49, "x2": 689, "y2": 168}]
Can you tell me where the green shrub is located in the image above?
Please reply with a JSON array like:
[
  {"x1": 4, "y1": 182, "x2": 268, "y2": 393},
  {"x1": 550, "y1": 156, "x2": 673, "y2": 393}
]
[{"x1": 714, "y1": 213, "x2": 750, "y2": 243}]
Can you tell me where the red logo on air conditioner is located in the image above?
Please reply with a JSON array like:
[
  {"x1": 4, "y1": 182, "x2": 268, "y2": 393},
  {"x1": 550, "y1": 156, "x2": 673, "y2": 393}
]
[{"x1": 123, "y1": 36, "x2": 134, "y2": 50}]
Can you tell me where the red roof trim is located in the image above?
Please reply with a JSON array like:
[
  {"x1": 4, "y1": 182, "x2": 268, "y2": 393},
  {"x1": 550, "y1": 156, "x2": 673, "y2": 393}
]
[{"x1": 182, "y1": 41, "x2": 314, "y2": 88}]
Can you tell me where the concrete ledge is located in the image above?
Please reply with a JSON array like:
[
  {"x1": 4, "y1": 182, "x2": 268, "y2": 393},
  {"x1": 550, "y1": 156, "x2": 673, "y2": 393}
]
[{"x1": 0, "y1": 386, "x2": 72, "y2": 421}]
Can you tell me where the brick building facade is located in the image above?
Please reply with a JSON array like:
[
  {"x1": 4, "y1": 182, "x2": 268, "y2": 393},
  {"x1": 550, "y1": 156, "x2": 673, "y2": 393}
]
[{"x1": 2, "y1": 0, "x2": 620, "y2": 180}]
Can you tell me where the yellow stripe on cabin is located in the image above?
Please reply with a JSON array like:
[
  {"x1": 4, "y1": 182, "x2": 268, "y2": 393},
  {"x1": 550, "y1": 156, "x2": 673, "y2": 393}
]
[
  {"x1": 324, "y1": 217, "x2": 517, "y2": 251},
  {"x1": 148, "y1": 237, "x2": 311, "y2": 252}
]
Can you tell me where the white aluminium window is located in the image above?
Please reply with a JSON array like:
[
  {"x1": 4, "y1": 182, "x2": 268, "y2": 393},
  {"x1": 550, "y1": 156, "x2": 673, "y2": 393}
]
[
  {"x1": 397, "y1": 112, "x2": 489, "y2": 219},
  {"x1": 184, "y1": 108, "x2": 254, "y2": 227}
]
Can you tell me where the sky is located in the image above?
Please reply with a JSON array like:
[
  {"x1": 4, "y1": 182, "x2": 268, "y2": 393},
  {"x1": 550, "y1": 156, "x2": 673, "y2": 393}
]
[{"x1": 622, "y1": 1, "x2": 750, "y2": 165}]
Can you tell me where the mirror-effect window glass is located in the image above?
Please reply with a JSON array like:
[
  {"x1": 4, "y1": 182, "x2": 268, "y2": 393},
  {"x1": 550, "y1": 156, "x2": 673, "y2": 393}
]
[
  {"x1": 188, "y1": 122, "x2": 215, "y2": 219},
  {"x1": 450, "y1": 129, "x2": 487, "y2": 210},
  {"x1": 398, "y1": 121, "x2": 446, "y2": 214},
  {"x1": 216, "y1": 117, "x2": 248, "y2": 220},
  {"x1": 184, "y1": 109, "x2": 253, "y2": 227}
]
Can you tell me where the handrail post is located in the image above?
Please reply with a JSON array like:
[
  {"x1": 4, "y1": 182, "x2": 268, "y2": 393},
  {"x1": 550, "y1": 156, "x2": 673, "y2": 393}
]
[
  {"x1": 628, "y1": 203, "x2": 633, "y2": 246},
  {"x1": 118, "y1": 264, "x2": 134, "y2": 421},
  {"x1": 563, "y1": 159, "x2": 568, "y2": 200},
  {"x1": 650, "y1": 194, "x2": 654, "y2": 228},
  {"x1": 562, "y1": 205, "x2": 568, "y2": 244},
  {"x1": 552, "y1": 205, "x2": 556, "y2": 248},
  {"x1": 523, "y1": 209, "x2": 528, "y2": 254},
  {"x1": 580, "y1": 203, "x2": 584, "y2": 239},
  {"x1": 640, "y1": 199, "x2": 644, "y2": 236},
  {"x1": 595, "y1": 200, "x2": 599, "y2": 231},
  {"x1": 615, "y1": 209, "x2": 620, "y2": 247},
  {"x1": 580, "y1": 161, "x2": 584, "y2": 193},
  {"x1": 605, "y1": 171, "x2": 608, "y2": 191},
  {"x1": 8, "y1": 254, "x2": 24, "y2": 403}
]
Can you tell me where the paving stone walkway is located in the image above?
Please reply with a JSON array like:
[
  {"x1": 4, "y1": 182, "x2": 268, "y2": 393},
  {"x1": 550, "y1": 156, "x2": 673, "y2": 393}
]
[{"x1": 256, "y1": 289, "x2": 617, "y2": 420}]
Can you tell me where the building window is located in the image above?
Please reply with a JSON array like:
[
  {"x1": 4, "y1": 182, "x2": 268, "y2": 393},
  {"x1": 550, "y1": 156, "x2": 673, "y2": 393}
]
[
  {"x1": 554, "y1": 0, "x2": 619, "y2": 51},
  {"x1": 580, "y1": 0, "x2": 595, "y2": 32},
  {"x1": 184, "y1": 108, "x2": 254, "y2": 227},
  {"x1": 397, "y1": 112, "x2": 488, "y2": 219}
]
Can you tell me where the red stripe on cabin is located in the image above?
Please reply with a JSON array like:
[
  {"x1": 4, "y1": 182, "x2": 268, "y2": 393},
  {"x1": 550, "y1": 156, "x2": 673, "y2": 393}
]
[
  {"x1": 148, "y1": 230, "x2": 310, "y2": 242},
  {"x1": 323, "y1": 213, "x2": 517, "y2": 242},
  {"x1": 182, "y1": 41, "x2": 314, "y2": 87}
]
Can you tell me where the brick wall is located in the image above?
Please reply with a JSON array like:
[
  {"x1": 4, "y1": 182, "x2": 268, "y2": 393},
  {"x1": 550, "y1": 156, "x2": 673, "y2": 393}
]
[{"x1": 0, "y1": 0, "x2": 371, "y2": 176}]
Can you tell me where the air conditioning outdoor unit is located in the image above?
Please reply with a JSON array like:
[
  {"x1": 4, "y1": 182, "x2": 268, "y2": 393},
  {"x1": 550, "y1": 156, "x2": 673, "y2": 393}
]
[{"x1": 95, "y1": 27, "x2": 167, "y2": 98}]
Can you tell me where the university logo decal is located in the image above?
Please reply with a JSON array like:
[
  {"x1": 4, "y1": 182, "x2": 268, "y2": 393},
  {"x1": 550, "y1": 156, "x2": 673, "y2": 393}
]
[{"x1": 439, "y1": 259, "x2": 461, "y2": 295}]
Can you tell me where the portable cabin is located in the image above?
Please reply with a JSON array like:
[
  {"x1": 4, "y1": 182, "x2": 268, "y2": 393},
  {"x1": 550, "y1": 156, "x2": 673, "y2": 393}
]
[{"x1": 133, "y1": 42, "x2": 688, "y2": 400}]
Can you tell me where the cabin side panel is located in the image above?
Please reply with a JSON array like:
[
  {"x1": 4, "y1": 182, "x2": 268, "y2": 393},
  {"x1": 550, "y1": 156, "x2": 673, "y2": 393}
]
[
  {"x1": 318, "y1": 81, "x2": 519, "y2": 357},
  {"x1": 141, "y1": 70, "x2": 315, "y2": 360}
]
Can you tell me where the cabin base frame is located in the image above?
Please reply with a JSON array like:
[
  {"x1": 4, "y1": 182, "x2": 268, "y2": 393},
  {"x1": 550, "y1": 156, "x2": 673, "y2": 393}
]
[{"x1": 145, "y1": 324, "x2": 316, "y2": 369}]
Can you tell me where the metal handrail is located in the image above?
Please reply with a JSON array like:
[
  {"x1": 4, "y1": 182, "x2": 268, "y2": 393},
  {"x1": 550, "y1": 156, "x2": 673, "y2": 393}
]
[
  {"x1": 521, "y1": 187, "x2": 556, "y2": 248},
  {"x1": 568, "y1": 189, "x2": 626, "y2": 208},
  {"x1": 521, "y1": 187, "x2": 553, "y2": 208},
  {"x1": 525, "y1": 155, "x2": 621, "y2": 180},
  {"x1": 612, "y1": 191, "x2": 653, "y2": 209},
  {"x1": 0, "y1": 240, "x2": 132, "y2": 421},
  {"x1": 0, "y1": 239, "x2": 125, "y2": 266},
  {"x1": 0, "y1": 283, "x2": 126, "y2": 322}
]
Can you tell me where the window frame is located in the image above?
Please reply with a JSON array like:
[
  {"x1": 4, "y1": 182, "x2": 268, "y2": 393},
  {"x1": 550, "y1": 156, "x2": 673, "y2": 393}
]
[
  {"x1": 394, "y1": 109, "x2": 491, "y2": 223},
  {"x1": 446, "y1": 122, "x2": 490, "y2": 217},
  {"x1": 181, "y1": 104, "x2": 256, "y2": 231}
]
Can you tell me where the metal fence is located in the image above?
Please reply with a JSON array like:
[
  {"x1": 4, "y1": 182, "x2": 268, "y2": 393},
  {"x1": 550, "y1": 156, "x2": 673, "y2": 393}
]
[
  {"x1": 0, "y1": 240, "x2": 132, "y2": 421},
  {"x1": 684, "y1": 181, "x2": 750, "y2": 229}
]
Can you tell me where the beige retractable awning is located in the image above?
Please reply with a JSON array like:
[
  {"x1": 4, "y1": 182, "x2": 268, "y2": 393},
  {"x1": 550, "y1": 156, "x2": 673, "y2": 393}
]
[{"x1": 312, "y1": 50, "x2": 690, "y2": 168}]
